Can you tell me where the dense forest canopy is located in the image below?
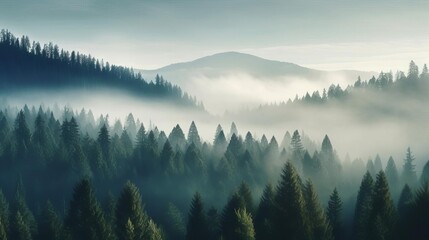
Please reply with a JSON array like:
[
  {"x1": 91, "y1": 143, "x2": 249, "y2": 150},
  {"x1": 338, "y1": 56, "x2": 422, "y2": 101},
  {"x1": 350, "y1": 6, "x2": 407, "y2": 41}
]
[
  {"x1": 0, "y1": 104, "x2": 427, "y2": 239},
  {"x1": 0, "y1": 29, "x2": 203, "y2": 109}
]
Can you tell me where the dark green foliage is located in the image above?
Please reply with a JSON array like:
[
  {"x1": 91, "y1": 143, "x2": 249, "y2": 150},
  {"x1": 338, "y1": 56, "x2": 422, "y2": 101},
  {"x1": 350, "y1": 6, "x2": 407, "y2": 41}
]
[
  {"x1": 206, "y1": 207, "x2": 220, "y2": 240},
  {"x1": 221, "y1": 193, "x2": 246, "y2": 240},
  {"x1": 0, "y1": 190, "x2": 9, "y2": 237},
  {"x1": 234, "y1": 208, "x2": 255, "y2": 240},
  {"x1": 397, "y1": 184, "x2": 413, "y2": 217},
  {"x1": 303, "y1": 180, "x2": 333, "y2": 240},
  {"x1": 402, "y1": 147, "x2": 417, "y2": 187},
  {"x1": 385, "y1": 157, "x2": 399, "y2": 188},
  {"x1": 273, "y1": 162, "x2": 310, "y2": 240},
  {"x1": 186, "y1": 193, "x2": 209, "y2": 240},
  {"x1": 187, "y1": 121, "x2": 201, "y2": 147},
  {"x1": 420, "y1": 160, "x2": 429, "y2": 185},
  {"x1": 402, "y1": 182, "x2": 429, "y2": 240},
  {"x1": 254, "y1": 184, "x2": 275, "y2": 240},
  {"x1": 164, "y1": 203, "x2": 185, "y2": 240},
  {"x1": 327, "y1": 188, "x2": 343, "y2": 240},
  {"x1": 65, "y1": 179, "x2": 113, "y2": 240},
  {"x1": 368, "y1": 171, "x2": 396, "y2": 240},
  {"x1": 115, "y1": 181, "x2": 151, "y2": 240},
  {"x1": 37, "y1": 201, "x2": 65, "y2": 240},
  {"x1": 10, "y1": 211, "x2": 32, "y2": 240},
  {"x1": 238, "y1": 182, "x2": 254, "y2": 214},
  {"x1": 14, "y1": 110, "x2": 31, "y2": 160},
  {"x1": 353, "y1": 172, "x2": 373, "y2": 240}
]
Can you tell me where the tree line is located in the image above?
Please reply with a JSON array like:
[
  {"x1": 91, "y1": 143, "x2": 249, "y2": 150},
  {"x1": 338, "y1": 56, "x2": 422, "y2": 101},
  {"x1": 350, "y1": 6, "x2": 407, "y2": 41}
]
[
  {"x1": 0, "y1": 104, "x2": 428, "y2": 239},
  {"x1": 0, "y1": 29, "x2": 203, "y2": 109}
]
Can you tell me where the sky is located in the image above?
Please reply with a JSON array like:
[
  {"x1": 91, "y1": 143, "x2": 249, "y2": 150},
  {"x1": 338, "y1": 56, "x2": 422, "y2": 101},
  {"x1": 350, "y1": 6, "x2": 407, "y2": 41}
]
[{"x1": 1, "y1": 0, "x2": 429, "y2": 72}]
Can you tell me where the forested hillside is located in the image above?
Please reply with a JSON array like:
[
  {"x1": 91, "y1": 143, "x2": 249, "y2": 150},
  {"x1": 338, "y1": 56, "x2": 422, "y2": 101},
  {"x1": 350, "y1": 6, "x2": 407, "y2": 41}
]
[
  {"x1": 0, "y1": 30, "x2": 202, "y2": 109},
  {"x1": 0, "y1": 104, "x2": 427, "y2": 240}
]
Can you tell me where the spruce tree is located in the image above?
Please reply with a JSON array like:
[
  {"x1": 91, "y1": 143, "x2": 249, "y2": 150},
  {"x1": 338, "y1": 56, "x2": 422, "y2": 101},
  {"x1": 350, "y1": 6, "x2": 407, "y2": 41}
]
[
  {"x1": 238, "y1": 182, "x2": 254, "y2": 214},
  {"x1": 385, "y1": 156, "x2": 399, "y2": 189},
  {"x1": 14, "y1": 110, "x2": 31, "y2": 160},
  {"x1": 234, "y1": 208, "x2": 255, "y2": 240},
  {"x1": 0, "y1": 190, "x2": 9, "y2": 237},
  {"x1": 402, "y1": 147, "x2": 417, "y2": 187},
  {"x1": 368, "y1": 171, "x2": 396, "y2": 240},
  {"x1": 187, "y1": 121, "x2": 201, "y2": 147},
  {"x1": 221, "y1": 193, "x2": 245, "y2": 240},
  {"x1": 327, "y1": 188, "x2": 343, "y2": 240},
  {"x1": 186, "y1": 192, "x2": 209, "y2": 240},
  {"x1": 164, "y1": 202, "x2": 185, "y2": 240},
  {"x1": 116, "y1": 181, "x2": 150, "y2": 240},
  {"x1": 37, "y1": 201, "x2": 64, "y2": 240},
  {"x1": 65, "y1": 179, "x2": 113, "y2": 240},
  {"x1": 403, "y1": 182, "x2": 429, "y2": 240},
  {"x1": 273, "y1": 162, "x2": 310, "y2": 240},
  {"x1": 353, "y1": 172, "x2": 374, "y2": 240},
  {"x1": 303, "y1": 180, "x2": 333, "y2": 240},
  {"x1": 254, "y1": 184, "x2": 275, "y2": 240},
  {"x1": 10, "y1": 211, "x2": 32, "y2": 240},
  {"x1": 420, "y1": 160, "x2": 429, "y2": 185}
]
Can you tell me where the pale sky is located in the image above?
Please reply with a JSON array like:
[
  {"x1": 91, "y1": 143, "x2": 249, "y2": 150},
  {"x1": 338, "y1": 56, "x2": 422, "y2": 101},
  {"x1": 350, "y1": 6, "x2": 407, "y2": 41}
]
[{"x1": 1, "y1": 0, "x2": 428, "y2": 72}]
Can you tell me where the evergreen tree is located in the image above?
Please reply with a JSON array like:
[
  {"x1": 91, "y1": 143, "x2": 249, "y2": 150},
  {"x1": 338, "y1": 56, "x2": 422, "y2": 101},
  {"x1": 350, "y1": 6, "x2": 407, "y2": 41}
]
[
  {"x1": 385, "y1": 156, "x2": 399, "y2": 189},
  {"x1": 373, "y1": 155, "x2": 383, "y2": 173},
  {"x1": 213, "y1": 130, "x2": 227, "y2": 156},
  {"x1": 238, "y1": 182, "x2": 253, "y2": 214},
  {"x1": 290, "y1": 130, "x2": 304, "y2": 164},
  {"x1": 420, "y1": 160, "x2": 429, "y2": 185},
  {"x1": 234, "y1": 208, "x2": 255, "y2": 240},
  {"x1": 403, "y1": 182, "x2": 429, "y2": 240},
  {"x1": 187, "y1": 121, "x2": 201, "y2": 147},
  {"x1": 303, "y1": 180, "x2": 333, "y2": 240},
  {"x1": 160, "y1": 140, "x2": 175, "y2": 175},
  {"x1": 168, "y1": 124, "x2": 186, "y2": 151},
  {"x1": 14, "y1": 110, "x2": 31, "y2": 160},
  {"x1": 368, "y1": 171, "x2": 396, "y2": 240},
  {"x1": 207, "y1": 207, "x2": 220, "y2": 240},
  {"x1": 116, "y1": 181, "x2": 151, "y2": 240},
  {"x1": 0, "y1": 190, "x2": 9, "y2": 237},
  {"x1": 97, "y1": 124, "x2": 111, "y2": 163},
  {"x1": 397, "y1": 184, "x2": 413, "y2": 217},
  {"x1": 327, "y1": 188, "x2": 343, "y2": 240},
  {"x1": 353, "y1": 172, "x2": 374, "y2": 240},
  {"x1": 273, "y1": 162, "x2": 310, "y2": 240},
  {"x1": 186, "y1": 192, "x2": 209, "y2": 240},
  {"x1": 184, "y1": 143, "x2": 204, "y2": 177},
  {"x1": 37, "y1": 201, "x2": 64, "y2": 240},
  {"x1": 146, "y1": 220, "x2": 163, "y2": 240},
  {"x1": 0, "y1": 216, "x2": 6, "y2": 240},
  {"x1": 65, "y1": 179, "x2": 113, "y2": 240},
  {"x1": 254, "y1": 184, "x2": 275, "y2": 240},
  {"x1": 402, "y1": 147, "x2": 417, "y2": 187},
  {"x1": 164, "y1": 203, "x2": 185, "y2": 240},
  {"x1": 10, "y1": 211, "x2": 32, "y2": 240},
  {"x1": 221, "y1": 192, "x2": 246, "y2": 240}
]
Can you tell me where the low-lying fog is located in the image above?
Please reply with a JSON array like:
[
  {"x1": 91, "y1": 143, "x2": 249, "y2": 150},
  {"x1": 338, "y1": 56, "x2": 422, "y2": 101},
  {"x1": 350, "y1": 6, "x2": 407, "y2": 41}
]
[{"x1": 3, "y1": 86, "x2": 429, "y2": 175}]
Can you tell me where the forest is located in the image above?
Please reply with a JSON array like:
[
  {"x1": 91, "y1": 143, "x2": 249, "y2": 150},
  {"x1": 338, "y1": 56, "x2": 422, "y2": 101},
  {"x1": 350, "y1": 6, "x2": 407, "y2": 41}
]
[
  {"x1": 0, "y1": 103, "x2": 427, "y2": 240},
  {"x1": 0, "y1": 29, "x2": 203, "y2": 109}
]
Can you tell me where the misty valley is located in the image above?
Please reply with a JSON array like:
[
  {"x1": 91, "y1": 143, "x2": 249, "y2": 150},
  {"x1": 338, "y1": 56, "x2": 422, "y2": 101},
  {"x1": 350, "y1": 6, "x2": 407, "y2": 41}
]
[{"x1": 1, "y1": 27, "x2": 429, "y2": 240}]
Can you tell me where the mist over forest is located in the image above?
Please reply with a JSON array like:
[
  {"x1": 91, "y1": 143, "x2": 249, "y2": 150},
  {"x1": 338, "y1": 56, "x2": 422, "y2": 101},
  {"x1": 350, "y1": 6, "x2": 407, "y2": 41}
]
[{"x1": 0, "y1": 19, "x2": 429, "y2": 240}]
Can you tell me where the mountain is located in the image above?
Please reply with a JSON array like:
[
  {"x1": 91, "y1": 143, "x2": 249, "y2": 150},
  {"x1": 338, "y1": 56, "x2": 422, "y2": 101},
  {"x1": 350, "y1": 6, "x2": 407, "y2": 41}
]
[
  {"x1": 140, "y1": 52, "x2": 376, "y2": 83},
  {"x1": 0, "y1": 29, "x2": 202, "y2": 110},
  {"x1": 139, "y1": 52, "x2": 376, "y2": 114}
]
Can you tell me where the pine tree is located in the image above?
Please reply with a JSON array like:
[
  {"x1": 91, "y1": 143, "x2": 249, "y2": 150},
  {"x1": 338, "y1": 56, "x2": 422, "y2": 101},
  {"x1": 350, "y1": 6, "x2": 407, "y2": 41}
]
[
  {"x1": 37, "y1": 201, "x2": 64, "y2": 240},
  {"x1": 290, "y1": 130, "x2": 304, "y2": 167},
  {"x1": 146, "y1": 220, "x2": 163, "y2": 240},
  {"x1": 254, "y1": 184, "x2": 275, "y2": 240},
  {"x1": 353, "y1": 172, "x2": 374, "y2": 240},
  {"x1": 327, "y1": 188, "x2": 343, "y2": 240},
  {"x1": 97, "y1": 124, "x2": 111, "y2": 163},
  {"x1": 186, "y1": 192, "x2": 209, "y2": 240},
  {"x1": 238, "y1": 182, "x2": 253, "y2": 214},
  {"x1": 124, "y1": 219, "x2": 135, "y2": 240},
  {"x1": 374, "y1": 154, "x2": 383, "y2": 173},
  {"x1": 397, "y1": 184, "x2": 413, "y2": 217},
  {"x1": 160, "y1": 140, "x2": 175, "y2": 175},
  {"x1": 213, "y1": 130, "x2": 227, "y2": 155},
  {"x1": 184, "y1": 143, "x2": 204, "y2": 177},
  {"x1": 402, "y1": 147, "x2": 417, "y2": 187},
  {"x1": 385, "y1": 156, "x2": 399, "y2": 189},
  {"x1": 234, "y1": 208, "x2": 255, "y2": 240},
  {"x1": 0, "y1": 190, "x2": 9, "y2": 237},
  {"x1": 403, "y1": 182, "x2": 429, "y2": 240},
  {"x1": 0, "y1": 216, "x2": 6, "y2": 240},
  {"x1": 164, "y1": 202, "x2": 185, "y2": 240},
  {"x1": 221, "y1": 193, "x2": 245, "y2": 240},
  {"x1": 273, "y1": 162, "x2": 310, "y2": 240},
  {"x1": 303, "y1": 180, "x2": 333, "y2": 240},
  {"x1": 116, "y1": 181, "x2": 151, "y2": 240},
  {"x1": 12, "y1": 181, "x2": 36, "y2": 238},
  {"x1": 10, "y1": 211, "x2": 32, "y2": 240},
  {"x1": 420, "y1": 160, "x2": 429, "y2": 185},
  {"x1": 187, "y1": 121, "x2": 201, "y2": 147},
  {"x1": 65, "y1": 179, "x2": 113, "y2": 240},
  {"x1": 14, "y1": 110, "x2": 31, "y2": 160},
  {"x1": 368, "y1": 171, "x2": 396, "y2": 240},
  {"x1": 207, "y1": 207, "x2": 220, "y2": 240}
]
